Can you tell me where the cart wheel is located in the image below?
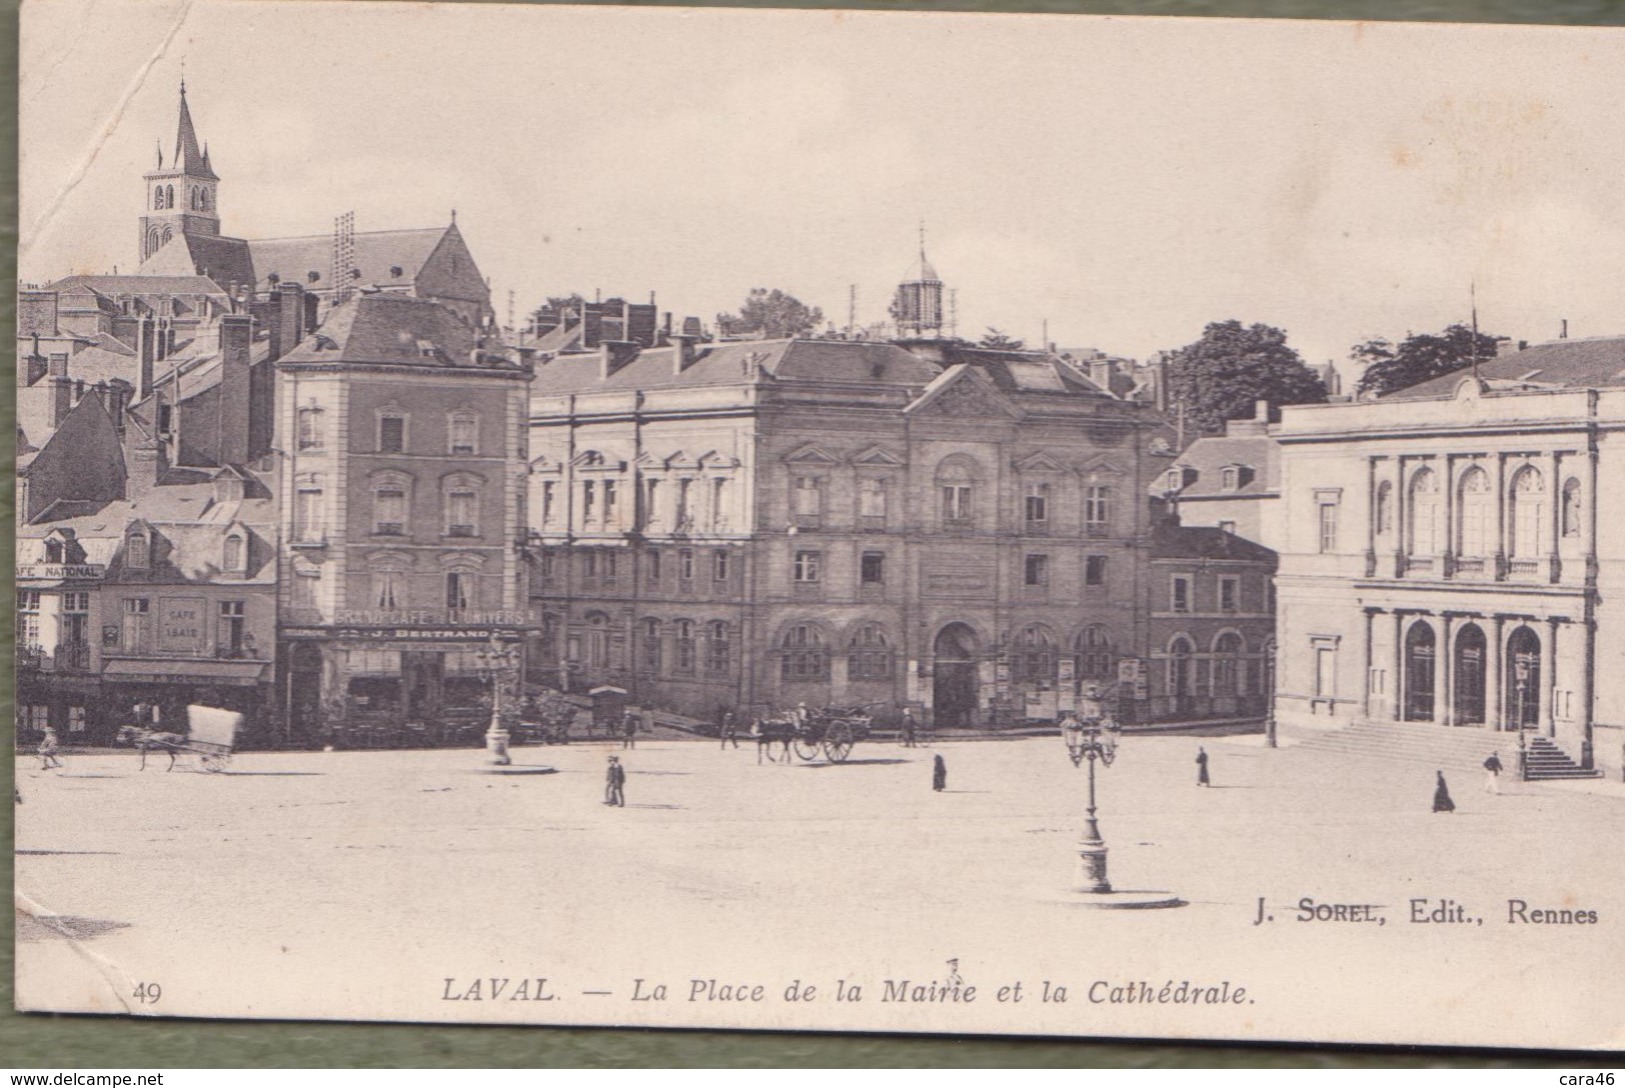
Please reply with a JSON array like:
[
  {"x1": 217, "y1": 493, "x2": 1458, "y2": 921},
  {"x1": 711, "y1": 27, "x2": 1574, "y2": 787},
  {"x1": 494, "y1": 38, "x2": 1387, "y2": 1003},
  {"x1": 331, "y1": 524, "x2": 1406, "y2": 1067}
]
[
  {"x1": 792, "y1": 737, "x2": 821, "y2": 762},
  {"x1": 824, "y1": 722, "x2": 855, "y2": 763}
]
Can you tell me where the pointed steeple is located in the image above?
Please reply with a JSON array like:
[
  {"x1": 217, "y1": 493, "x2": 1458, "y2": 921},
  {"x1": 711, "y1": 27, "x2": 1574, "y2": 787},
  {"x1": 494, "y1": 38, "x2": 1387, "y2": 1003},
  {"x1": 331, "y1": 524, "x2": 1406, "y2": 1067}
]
[{"x1": 171, "y1": 81, "x2": 217, "y2": 179}]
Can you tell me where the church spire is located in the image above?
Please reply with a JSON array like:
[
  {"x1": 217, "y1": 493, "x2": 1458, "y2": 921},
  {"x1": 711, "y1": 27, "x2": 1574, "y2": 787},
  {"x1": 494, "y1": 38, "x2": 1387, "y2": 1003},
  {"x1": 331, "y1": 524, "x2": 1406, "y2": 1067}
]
[{"x1": 171, "y1": 80, "x2": 217, "y2": 179}]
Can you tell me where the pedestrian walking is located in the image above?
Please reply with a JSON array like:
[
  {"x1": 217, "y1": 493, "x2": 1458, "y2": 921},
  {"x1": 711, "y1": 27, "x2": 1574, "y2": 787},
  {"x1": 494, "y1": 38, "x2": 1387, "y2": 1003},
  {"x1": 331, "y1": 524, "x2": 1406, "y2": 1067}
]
[
  {"x1": 932, "y1": 753, "x2": 947, "y2": 792},
  {"x1": 720, "y1": 709, "x2": 739, "y2": 750},
  {"x1": 38, "y1": 726, "x2": 63, "y2": 771},
  {"x1": 622, "y1": 709, "x2": 639, "y2": 750},
  {"x1": 1195, "y1": 746, "x2": 1210, "y2": 787},
  {"x1": 1482, "y1": 751, "x2": 1504, "y2": 794},
  {"x1": 901, "y1": 708, "x2": 918, "y2": 748},
  {"x1": 1432, "y1": 770, "x2": 1456, "y2": 813},
  {"x1": 604, "y1": 755, "x2": 626, "y2": 807}
]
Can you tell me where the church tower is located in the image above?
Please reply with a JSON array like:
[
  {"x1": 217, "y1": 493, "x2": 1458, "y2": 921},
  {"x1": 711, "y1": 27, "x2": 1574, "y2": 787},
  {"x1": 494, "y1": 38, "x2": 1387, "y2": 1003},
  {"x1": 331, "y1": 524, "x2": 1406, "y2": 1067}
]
[{"x1": 138, "y1": 81, "x2": 221, "y2": 264}]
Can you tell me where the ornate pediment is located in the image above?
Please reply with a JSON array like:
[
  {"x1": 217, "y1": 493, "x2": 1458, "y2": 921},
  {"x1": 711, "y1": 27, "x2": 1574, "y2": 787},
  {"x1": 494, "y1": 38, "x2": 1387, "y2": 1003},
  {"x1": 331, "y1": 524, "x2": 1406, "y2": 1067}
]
[
  {"x1": 783, "y1": 443, "x2": 841, "y2": 465},
  {"x1": 1013, "y1": 450, "x2": 1066, "y2": 474},
  {"x1": 1079, "y1": 454, "x2": 1126, "y2": 480},
  {"x1": 696, "y1": 450, "x2": 742, "y2": 471},
  {"x1": 851, "y1": 444, "x2": 906, "y2": 467},
  {"x1": 904, "y1": 365, "x2": 1022, "y2": 421}
]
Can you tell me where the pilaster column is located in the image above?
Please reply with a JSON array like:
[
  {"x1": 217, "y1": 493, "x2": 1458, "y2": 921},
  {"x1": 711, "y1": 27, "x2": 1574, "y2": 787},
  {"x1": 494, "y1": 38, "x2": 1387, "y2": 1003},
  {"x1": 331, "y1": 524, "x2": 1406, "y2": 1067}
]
[
  {"x1": 1362, "y1": 608, "x2": 1378, "y2": 719},
  {"x1": 1494, "y1": 453, "x2": 1508, "y2": 580},
  {"x1": 1541, "y1": 616, "x2": 1559, "y2": 737},
  {"x1": 1439, "y1": 613, "x2": 1455, "y2": 726},
  {"x1": 1442, "y1": 456, "x2": 1457, "y2": 579},
  {"x1": 1365, "y1": 460, "x2": 1379, "y2": 578},
  {"x1": 1392, "y1": 611, "x2": 1406, "y2": 722},
  {"x1": 1487, "y1": 614, "x2": 1505, "y2": 731},
  {"x1": 1547, "y1": 451, "x2": 1562, "y2": 583},
  {"x1": 1578, "y1": 616, "x2": 1595, "y2": 767},
  {"x1": 1393, "y1": 459, "x2": 1409, "y2": 579}
]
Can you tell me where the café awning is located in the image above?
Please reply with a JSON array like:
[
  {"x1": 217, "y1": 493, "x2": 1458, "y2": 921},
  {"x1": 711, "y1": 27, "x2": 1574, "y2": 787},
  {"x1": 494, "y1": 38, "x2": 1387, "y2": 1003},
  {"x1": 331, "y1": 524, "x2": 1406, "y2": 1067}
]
[{"x1": 102, "y1": 659, "x2": 269, "y2": 686}]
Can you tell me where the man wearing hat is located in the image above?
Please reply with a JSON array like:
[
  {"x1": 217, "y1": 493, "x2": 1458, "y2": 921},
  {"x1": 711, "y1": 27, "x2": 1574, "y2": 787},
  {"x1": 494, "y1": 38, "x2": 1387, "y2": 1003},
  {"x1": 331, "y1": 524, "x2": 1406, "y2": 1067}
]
[{"x1": 605, "y1": 755, "x2": 626, "y2": 807}]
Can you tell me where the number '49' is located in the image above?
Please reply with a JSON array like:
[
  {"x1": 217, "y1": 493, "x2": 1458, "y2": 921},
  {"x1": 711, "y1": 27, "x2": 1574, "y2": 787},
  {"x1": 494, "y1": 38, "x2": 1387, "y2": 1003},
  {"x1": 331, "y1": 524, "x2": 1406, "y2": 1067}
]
[{"x1": 133, "y1": 982, "x2": 162, "y2": 1004}]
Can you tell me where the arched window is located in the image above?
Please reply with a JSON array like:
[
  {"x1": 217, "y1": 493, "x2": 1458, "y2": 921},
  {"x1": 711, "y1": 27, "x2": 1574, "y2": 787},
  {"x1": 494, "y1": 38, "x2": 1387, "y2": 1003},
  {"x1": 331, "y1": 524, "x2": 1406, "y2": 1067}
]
[
  {"x1": 1509, "y1": 466, "x2": 1545, "y2": 558},
  {"x1": 377, "y1": 408, "x2": 408, "y2": 453},
  {"x1": 1407, "y1": 466, "x2": 1440, "y2": 555},
  {"x1": 1457, "y1": 466, "x2": 1492, "y2": 557},
  {"x1": 705, "y1": 620, "x2": 730, "y2": 674},
  {"x1": 780, "y1": 624, "x2": 828, "y2": 681},
  {"x1": 675, "y1": 619, "x2": 696, "y2": 674},
  {"x1": 1212, "y1": 631, "x2": 1245, "y2": 695},
  {"x1": 371, "y1": 559, "x2": 407, "y2": 611},
  {"x1": 200, "y1": 188, "x2": 211, "y2": 211},
  {"x1": 222, "y1": 533, "x2": 245, "y2": 573},
  {"x1": 847, "y1": 623, "x2": 891, "y2": 681},
  {"x1": 936, "y1": 456, "x2": 979, "y2": 526},
  {"x1": 190, "y1": 187, "x2": 200, "y2": 210},
  {"x1": 164, "y1": 185, "x2": 174, "y2": 209},
  {"x1": 1011, "y1": 625, "x2": 1055, "y2": 683},
  {"x1": 1374, "y1": 480, "x2": 1393, "y2": 536},
  {"x1": 641, "y1": 618, "x2": 662, "y2": 674},
  {"x1": 154, "y1": 186, "x2": 164, "y2": 210},
  {"x1": 1077, "y1": 625, "x2": 1113, "y2": 680},
  {"x1": 1562, "y1": 477, "x2": 1582, "y2": 538},
  {"x1": 1168, "y1": 636, "x2": 1195, "y2": 697}
]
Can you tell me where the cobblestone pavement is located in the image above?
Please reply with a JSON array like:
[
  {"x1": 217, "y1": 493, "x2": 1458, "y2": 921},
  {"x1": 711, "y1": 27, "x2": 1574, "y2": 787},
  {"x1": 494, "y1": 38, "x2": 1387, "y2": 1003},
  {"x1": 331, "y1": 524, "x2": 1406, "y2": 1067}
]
[{"x1": 14, "y1": 733, "x2": 1623, "y2": 1048}]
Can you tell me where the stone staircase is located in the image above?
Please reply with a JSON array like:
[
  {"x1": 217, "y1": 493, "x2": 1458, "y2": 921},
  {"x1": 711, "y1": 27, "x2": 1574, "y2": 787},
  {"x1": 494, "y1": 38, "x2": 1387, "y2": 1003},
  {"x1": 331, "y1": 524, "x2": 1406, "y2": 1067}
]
[
  {"x1": 1524, "y1": 736, "x2": 1605, "y2": 780},
  {"x1": 1295, "y1": 720, "x2": 1600, "y2": 780}
]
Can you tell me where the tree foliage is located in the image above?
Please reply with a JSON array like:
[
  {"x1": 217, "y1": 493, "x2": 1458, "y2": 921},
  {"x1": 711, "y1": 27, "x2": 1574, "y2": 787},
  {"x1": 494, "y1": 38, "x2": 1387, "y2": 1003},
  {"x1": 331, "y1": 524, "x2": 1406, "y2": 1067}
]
[
  {"x1": 1352, "y1": 324, "x2": 1503, "y2": 398},
  {"x1": 977, "y1": 328, "x2": 1027, "y2": 351},
  {"x1": 1163, "y1": 320, "x2": 1327, "y2": 437},
  {"x1": 717, "y1": 288, "x2": 824, "y2": 339}
]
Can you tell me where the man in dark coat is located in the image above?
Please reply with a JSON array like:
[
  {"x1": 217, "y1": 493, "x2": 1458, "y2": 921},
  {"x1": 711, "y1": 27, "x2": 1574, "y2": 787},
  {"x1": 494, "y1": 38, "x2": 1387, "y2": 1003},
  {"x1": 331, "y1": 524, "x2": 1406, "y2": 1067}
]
[
  {"x1": 932, "y1": 753, "x2": 947, "y2": 792},
  {"x1": 1482, "y1": 751, "x2": 1504, "y2": 794},
  {"x1": 1195, "y1": 747, "x2": 1210, "y2": 787},
  {"x1": 720, "y1": 709, "x2": 739, "y2": 749},
  {"x1": 622, "y1": 710, "x2": 639, "y2": 750},
  {"x1": 1432, "y1": 770, "x2": 1455, "y2": 813},
  {"x1": 605, "y1": 755, "x2": 626, "y2": 807}
]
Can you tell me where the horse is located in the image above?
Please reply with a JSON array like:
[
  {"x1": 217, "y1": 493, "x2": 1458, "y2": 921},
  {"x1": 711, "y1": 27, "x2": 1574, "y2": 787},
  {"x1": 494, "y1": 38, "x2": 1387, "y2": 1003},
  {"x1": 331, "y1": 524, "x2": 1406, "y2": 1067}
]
[
  {"x1": 752, "y1": 715, "x2": 801, "y2": 764},
  {"x1": 117, "y1": 724, "x2": 188, "y2": 771}
]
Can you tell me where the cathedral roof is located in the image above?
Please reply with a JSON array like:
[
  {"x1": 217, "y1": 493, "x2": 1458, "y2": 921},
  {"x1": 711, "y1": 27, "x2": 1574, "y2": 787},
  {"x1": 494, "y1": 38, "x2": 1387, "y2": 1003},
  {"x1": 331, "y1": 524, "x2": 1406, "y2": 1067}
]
[
  {"x1": 246, "y1": 227, "x2": 450, "y2": 294},
  {"x1": 49, "y1": 274, "x2": 230, "y2": 299}
]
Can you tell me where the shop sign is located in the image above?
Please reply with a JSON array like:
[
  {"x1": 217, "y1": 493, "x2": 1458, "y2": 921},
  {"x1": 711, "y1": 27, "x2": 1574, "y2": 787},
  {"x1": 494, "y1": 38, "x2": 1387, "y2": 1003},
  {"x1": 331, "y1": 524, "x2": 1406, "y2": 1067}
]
[{"x1": 159, "y1": 597, "x2": 208, "y2": 653}]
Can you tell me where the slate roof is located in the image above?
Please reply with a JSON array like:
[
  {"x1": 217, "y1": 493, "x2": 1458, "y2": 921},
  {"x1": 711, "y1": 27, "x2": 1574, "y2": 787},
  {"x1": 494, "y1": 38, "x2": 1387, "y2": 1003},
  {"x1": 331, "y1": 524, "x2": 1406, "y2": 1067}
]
[
  {"x1": 49, "y1": 274, "x2": 229, "y2": 299},
  {"x1": 247, "y1": 227, "x2": 447, "y2": 294},
  {"x1": 1382, "y1": 336, "x2": 1625, "y2": 400},
  {"x1": 136, "y1": 232, "x2": 259, "y2": 289},
  {"x1": 278, "y1": 293, "x2": 511, "y2": 371},
  {"x1": 1151, "y1": 522, "x2": 1277, "y2": 563},
  {"x1": 529, "y1": 338, "x2": 939, "y2": 395},
  {"x1": 1158, "y1": 434, "x2": 1280, "y2": 498}
]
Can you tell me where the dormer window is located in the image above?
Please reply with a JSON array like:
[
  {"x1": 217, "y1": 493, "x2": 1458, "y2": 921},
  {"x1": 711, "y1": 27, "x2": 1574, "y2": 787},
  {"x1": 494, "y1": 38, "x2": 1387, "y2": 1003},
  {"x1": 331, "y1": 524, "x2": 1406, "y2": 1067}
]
[
  {"x1": 416, "y1": 339, "x2": 437, "y2": 359},
  {"x1": 307, "y1": 271, "x2": 321, "y2": 284},
  {"x1": 125, "y1": 532, "x2": 149, "y2": 569},
  {"x1": 390, "y1": 266, "x2": 404, "y2": 279},
  {"x1": 1221, "y1": 466, "x2": 1239, "y2": 491},
  {"x1": 222, "y1": 533, "x2": 246, "y2": 573}
]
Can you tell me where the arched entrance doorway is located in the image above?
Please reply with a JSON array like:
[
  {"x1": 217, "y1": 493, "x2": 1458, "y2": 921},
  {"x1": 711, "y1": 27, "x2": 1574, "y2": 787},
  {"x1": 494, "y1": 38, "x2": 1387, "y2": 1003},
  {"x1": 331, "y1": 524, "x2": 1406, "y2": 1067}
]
[
  {"x1": 1505, "y1": 625, "x2": 1541, "y2": 731},
  {"x1": 1404, "y1": 621, "x2": 1436, "y2": 722},
  {"x1": 932, "y1": 623, "x2": 980, "y2": 728},
  {"x1": 1454, "y1": 623, "x2": 1486, "y2": 725}
]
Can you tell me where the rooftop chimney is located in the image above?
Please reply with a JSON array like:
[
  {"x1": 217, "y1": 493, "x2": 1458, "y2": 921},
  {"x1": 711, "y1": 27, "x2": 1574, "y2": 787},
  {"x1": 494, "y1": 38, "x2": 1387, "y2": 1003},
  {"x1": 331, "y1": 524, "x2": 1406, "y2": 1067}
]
[
  {"x1": 671, "y1": 334, "x2": 699, "y2": 375},
  {"x1": 49, "y1": 375, "x2": 73, "y2": 427},
  {"x1": 269, "y1": 282, "x2": 307, "y2": 363},
  {"x1": 599, "y1": 340, "x2": 640, "y2": 381},
  {"x1": 137, "y1": 315, "x2": 156, "y2": 401},
  {"x1": 219, "y1": 313, "x2": 254, "y2": 465}
]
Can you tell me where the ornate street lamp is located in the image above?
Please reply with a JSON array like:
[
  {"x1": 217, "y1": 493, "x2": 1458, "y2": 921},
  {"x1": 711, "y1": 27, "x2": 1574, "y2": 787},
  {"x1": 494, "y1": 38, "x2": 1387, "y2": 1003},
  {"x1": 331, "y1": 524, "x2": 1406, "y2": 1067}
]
[
  {"x1": 1514, "y1": 652, "x2": 1534, "y2": 780},
  {"x1": 475, "y1": 633, "x2": 521, "y2": 766},
  {"x1": 1062, "y1": 713, "x2": 1122, "y2": 894}
]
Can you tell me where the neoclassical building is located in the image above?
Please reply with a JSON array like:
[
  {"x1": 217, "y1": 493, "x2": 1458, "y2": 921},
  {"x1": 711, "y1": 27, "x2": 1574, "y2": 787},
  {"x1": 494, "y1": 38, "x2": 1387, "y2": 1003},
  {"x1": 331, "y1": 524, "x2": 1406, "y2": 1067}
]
[
  {"x1": 1272, "y1": 338, "x2": 1625, "y2": 776},
  {"x1": 526, "y1": 335, "x2": 1177, "y2": 725}
]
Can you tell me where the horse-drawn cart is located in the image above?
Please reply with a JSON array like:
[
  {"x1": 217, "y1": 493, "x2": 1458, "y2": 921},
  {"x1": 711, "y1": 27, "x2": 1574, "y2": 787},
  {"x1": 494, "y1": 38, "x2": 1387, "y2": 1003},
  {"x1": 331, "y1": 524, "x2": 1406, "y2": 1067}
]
[
  {"x1": 118, "y1": 704, "x2": 243, "y2": 771},
  {"x1": 752, "y1": 704, "x2": 877, "y2": 763}
]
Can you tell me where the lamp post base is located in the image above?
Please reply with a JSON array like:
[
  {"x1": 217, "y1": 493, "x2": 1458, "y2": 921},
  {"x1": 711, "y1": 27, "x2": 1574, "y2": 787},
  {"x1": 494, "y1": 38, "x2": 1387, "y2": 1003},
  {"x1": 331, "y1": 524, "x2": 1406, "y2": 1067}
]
[
  {"x1": 1076, "y1": 840, "x2": 1112, "y2": 894},
  {"x1": 485, "y1": 727, "x2": 512, "y2": 766}
]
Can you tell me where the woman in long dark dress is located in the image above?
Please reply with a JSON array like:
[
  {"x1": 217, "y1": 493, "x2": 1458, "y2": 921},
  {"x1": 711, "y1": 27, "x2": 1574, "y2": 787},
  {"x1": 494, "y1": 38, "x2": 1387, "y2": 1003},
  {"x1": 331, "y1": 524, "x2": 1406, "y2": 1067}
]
[
  {"x1": 1432, "y1": 770, "x2": 1455, "y2": 813},
  {"x1": 932, "y1": 754, "x2": 947, "y2": 792},
  {"x1": 1195, "y1": 747, "x2": 1210, "y2": 787}
]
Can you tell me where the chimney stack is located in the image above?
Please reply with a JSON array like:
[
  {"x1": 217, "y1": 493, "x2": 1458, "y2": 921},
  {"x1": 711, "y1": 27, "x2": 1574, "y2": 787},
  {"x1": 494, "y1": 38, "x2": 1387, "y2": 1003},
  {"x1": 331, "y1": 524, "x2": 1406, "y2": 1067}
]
[
  {"x1": 137, "y1": 315, "x2": 156, "y2": 401},
  {"x1": 1089, "y1": 359, "x2": 1113, "y2": 392},
  {"x1": 218, "y1": 313, "x2": 254, "y2": 465},
  {"x1": 671, "y1": 334, "x2": 699, "y2": 375},
  {"x1": 48, "y1": 355, "x2": 73, "y2": 427},
  {"x1": 1255, "y1": 399, "x2": 1270, "y2": 422},
  {"x1": 270, "y1": 282, "x2": 306, "y2": 362},
  {"x1": 599, "y1": 340, "x2": 639, "y2": 381}
]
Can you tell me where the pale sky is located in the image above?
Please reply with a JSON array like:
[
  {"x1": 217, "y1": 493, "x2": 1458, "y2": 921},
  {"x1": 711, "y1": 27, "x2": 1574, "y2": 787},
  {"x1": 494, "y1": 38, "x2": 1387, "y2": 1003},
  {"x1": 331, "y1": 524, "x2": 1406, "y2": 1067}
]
[{"x1": 21, "y1": 2, "x2": 1625, "y2": 370}]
